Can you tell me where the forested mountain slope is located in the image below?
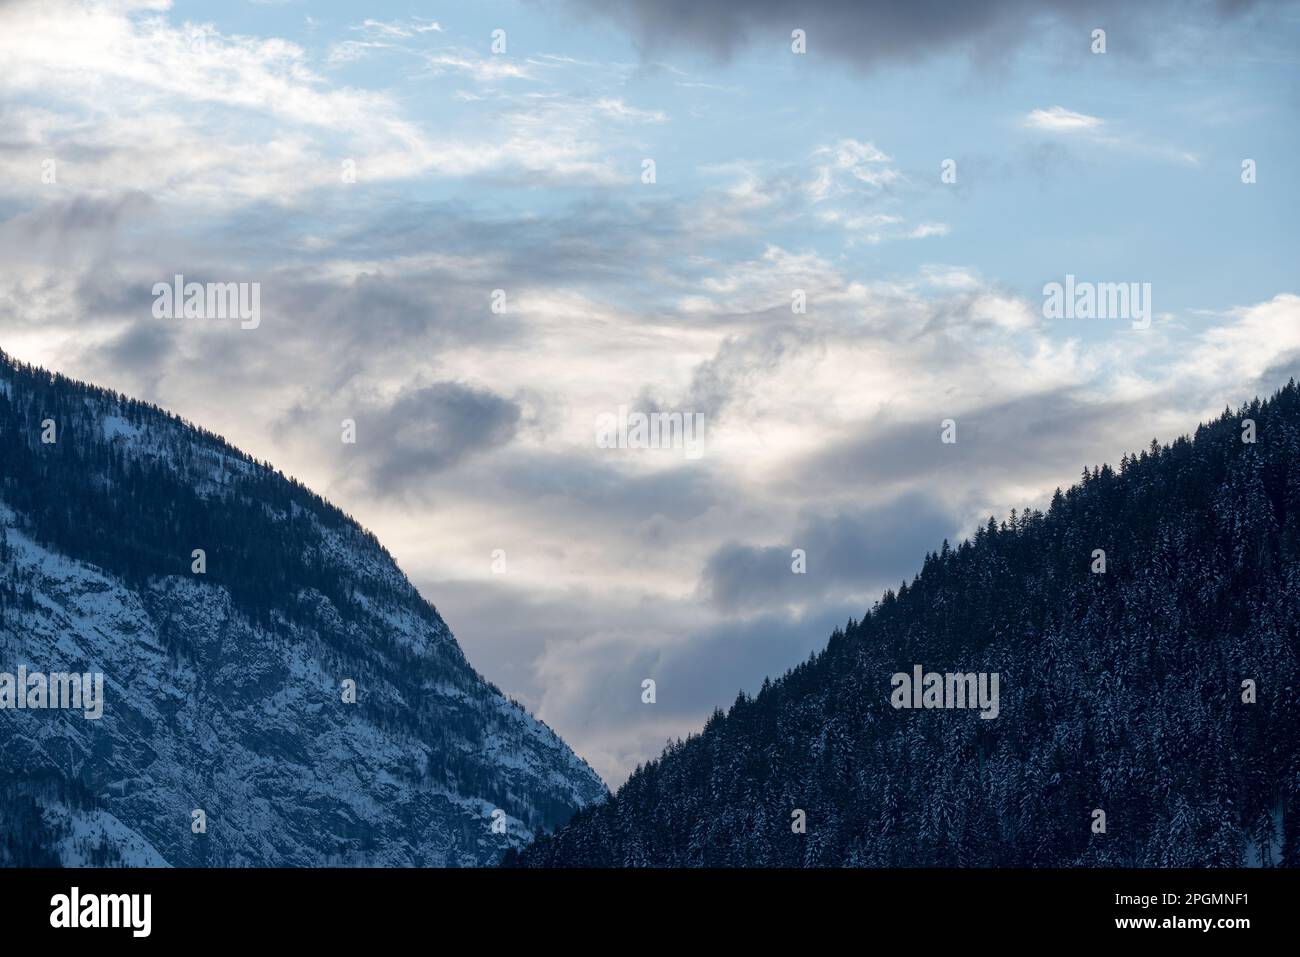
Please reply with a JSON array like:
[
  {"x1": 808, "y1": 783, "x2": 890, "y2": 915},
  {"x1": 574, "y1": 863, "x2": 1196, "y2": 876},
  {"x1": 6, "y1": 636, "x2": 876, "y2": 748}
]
[{"x1": 512, "y1": 387, "x2": 1300, "y2": 867}]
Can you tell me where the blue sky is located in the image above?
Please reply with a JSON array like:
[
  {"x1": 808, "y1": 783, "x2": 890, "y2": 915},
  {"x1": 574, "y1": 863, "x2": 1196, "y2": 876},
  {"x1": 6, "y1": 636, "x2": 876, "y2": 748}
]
[
  {"x1": 172, "y1": 0, "x2": 1300, "y2": 316},
  {"x1": 1, "y1": 0, "x2": 1298, "y2": 784}
]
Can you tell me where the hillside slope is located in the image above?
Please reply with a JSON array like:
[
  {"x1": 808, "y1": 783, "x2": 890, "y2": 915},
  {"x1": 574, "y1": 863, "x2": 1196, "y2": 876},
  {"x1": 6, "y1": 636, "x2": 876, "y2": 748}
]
[
  {"x1": 512, "y1": 388, "x2": 1300, "y2": 867},
  {"x1": 0, "y1": 349, "x2": 605, "y2": 866}
]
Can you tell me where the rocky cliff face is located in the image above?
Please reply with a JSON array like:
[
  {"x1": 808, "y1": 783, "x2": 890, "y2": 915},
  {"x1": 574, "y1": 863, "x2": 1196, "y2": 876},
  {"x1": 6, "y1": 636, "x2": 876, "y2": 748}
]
[{"x1": 0, "y1": 349, "x2": 605, "y2": 866}]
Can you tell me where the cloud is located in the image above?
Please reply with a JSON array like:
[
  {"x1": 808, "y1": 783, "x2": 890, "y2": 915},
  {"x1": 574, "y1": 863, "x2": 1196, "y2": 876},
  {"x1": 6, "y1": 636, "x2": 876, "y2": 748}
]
[
  {"x1": 346, "y1": 381, "x2": 524, "y2": 496},
  {"x1": 0, "y1": 0, "x2": 436, "y2": 201},
  {"x1": 327, "y1": 41, "x2": 394, "y2": 65},
  {"x1": 354, "y1": 18, "x2": 442, "y2": 39},
  {"x1": 1024, "y1": 106, "x2": 1103, "y2": 132},
  {"x1": 523, "y1": 595, "x2": 857, "y2": 782},
  {"x1": 10, "y1": 181, "x2": 1299, "y2": 789},
  {"x1": 419, "y1": 51, "x2": 535, "y2": 82},
  {"x1": 701, "y1": 494, "x2": 960, "y2": 612},
  {"x1": 0, "y1": 192, "x2": 154, "y2": 264},
  {"x1": 557, "y1": 0, "x2": 1274, "y2": 70},
  {"x1": 909, "y1": 222, "x2": 950, "y2": 239},
  {"x1": 1020, "y1": 106, "x2": 1199, "y2": 166},
  {"x1": 3, "y1": 0, "x2": 1297, "y2": 790},
  {"x1": 807, "y1": 139, "x2": 900, "y2": 199},
  {"x1": 0, "y1": 0, "x2": 668, "y2": 202},
  {"x1": 787, "y1": 388, "x2": 1148, "y2": 500},
  {"x1": 495, "y1": 450, "x2": 720, "y2": 524},
  {"x1": 1183, "y1": 294, "x2": 1300, "y2": 387}
]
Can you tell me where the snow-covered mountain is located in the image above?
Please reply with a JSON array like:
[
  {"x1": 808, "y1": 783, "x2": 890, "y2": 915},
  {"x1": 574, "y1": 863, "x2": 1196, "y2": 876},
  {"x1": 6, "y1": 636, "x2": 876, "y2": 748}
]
[{"x1": 0, "y1": 349, "x2": 605, "y2": 866}]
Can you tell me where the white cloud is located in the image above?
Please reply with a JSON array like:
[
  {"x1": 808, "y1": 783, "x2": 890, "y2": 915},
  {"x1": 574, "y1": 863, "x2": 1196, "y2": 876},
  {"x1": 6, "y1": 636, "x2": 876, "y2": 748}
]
[
  {"x1": 1020, "y1": 105, "x2": 1197, "y2": 165},
  {"x1": 420, "y1": 51, "x2": 534, "y2": 82},
  {"x1": 908, "y1": 222, "x2": 950, "y2": 239},
  {"x1": 591, "y1": 97, "x2": 668, "y2": 123},
  {"x1": 0, "y1": 0, "x2": 657, "y2": 203},
  {"x1": 354, "y1": 18, "x2": 442, "y2": 39},
  {"x1": 808, "y1": 138, "x2": 901, "y2": 200},
  {"x1": 1024, "y1": 105, "x2": 1104, "y2": 132},
  {"x1": 327, "y1": 40, "x2": 393, "y2": 64}
]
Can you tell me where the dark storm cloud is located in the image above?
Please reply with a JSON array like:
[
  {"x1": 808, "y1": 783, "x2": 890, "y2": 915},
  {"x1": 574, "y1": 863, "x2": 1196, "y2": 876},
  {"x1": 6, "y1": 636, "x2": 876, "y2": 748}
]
[
  {"x1": 557, "y1": 0, "x2": 1275, "y2": 68},
  {"x1": 701, "y1": 492, "x2": 959, "y2": 612},
  {"x1": 359, "y1": 381, "x2": 522, "y2": 494}
]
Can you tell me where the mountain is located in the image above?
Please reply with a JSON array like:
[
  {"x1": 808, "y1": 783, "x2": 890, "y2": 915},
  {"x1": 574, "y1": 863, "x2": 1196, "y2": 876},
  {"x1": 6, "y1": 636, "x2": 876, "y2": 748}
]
[
  {"x1": 0, "y1": 348, "x2": 605, "y2": 867},
  {"x1": 510, "y1": 388, "x2": 1300, "y2": 867}
]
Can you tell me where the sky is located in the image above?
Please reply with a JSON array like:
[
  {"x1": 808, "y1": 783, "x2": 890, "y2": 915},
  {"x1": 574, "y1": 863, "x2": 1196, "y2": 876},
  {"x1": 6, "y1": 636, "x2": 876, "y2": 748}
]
[{"x1": 1, "y1": 0, "x2": 1297, "y2": 787}]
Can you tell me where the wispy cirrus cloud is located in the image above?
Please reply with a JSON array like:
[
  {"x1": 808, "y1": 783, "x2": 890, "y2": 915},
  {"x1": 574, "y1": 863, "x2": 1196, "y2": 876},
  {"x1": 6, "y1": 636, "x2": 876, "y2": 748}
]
[
  {"x1": 354, "y1": 17, "x2": 443, "y2": 38},
  {"x1": 1020, "y1": 105, "x2": 1200, "y2": 165},
  {"x1": 1024, "y1": 105, "x2": 1103, "y2": 132},
  {"x1": 0, "y1": 0, "x2": 672, "y2": 203}
]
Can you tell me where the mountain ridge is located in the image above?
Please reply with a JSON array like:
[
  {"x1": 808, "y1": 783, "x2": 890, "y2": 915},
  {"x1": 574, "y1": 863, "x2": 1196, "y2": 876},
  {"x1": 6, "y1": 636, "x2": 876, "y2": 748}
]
[{"x1": 0, "y1": 347, "x2": 605, "y2": 866}]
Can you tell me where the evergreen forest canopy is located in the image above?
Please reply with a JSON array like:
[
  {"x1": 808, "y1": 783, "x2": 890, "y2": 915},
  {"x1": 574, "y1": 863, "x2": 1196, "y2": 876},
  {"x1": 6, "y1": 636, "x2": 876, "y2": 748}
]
[{"x1": 511, "y1": 385, "x2": 1300, "y2": 867}]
